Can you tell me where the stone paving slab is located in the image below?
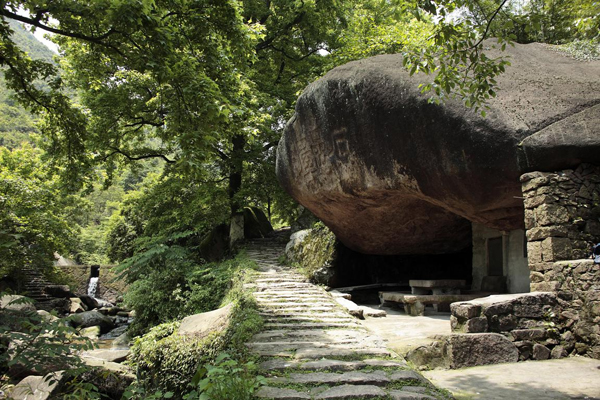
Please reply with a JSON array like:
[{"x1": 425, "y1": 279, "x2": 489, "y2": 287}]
[
  {"x1": 264, "y1": 322, "x2": 363, "y2": 330},
  {"x1": 260, "y1": 358, "x2": 409, "y2": 372},
  {"x1": 268, "y1": 371, "x2": 391, "y2": 386},
  {"x1": 252, "y1": 329, "x2": 372, "y2": 341},
  {"x1": 314, "y1": 384, "x2": 387, "y2": 399},
  {"x1": 260, "y1": 306, "x2": 341, "y2": 313},
  {"x1": 294, "y1": 347, "x2": 392, "y2": 359},
  {"x1": 255, "y1": 386, "x2": 312, "y2": 399},
  {"x1": 389, "y1": 390, "x2": 438, "y2": 400}
]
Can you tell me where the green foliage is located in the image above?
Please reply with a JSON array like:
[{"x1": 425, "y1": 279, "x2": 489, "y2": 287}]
[
  {"x1": 185, "y1": 353, "x2": 265, "y2": 400},
  {"x1": 126, "y1": 266, "x2": 263, "y2": 397},
  {"x1": 120, "y1": 251, "x2": 256, "y2": 335},
  {"x1": 557, "y1": 39, "x2": 600, "y2": 60},
  {"x1": 0, "y1": 144, "x2": 81, "y2": 281},
  {"x1": 0, "y1": 295, "x2": 95, "y2": 379},
  {"x1": 288, "y1": 223, "x2": 337, "y2": 280}
]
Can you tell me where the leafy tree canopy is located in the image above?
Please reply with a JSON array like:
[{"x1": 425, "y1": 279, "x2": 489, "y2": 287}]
[{"x1": 0, "y1": 144, "x2": 82, "y2": 279}]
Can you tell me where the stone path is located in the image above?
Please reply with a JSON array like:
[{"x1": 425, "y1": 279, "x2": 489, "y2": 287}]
[{"x1": 244, "y1": 235, "x2": 451, "y2": 400}]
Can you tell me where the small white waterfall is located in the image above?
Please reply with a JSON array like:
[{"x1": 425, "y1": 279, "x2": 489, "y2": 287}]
[{"x1": 87, "y1": 276, "x2": 99, "y2": 298}]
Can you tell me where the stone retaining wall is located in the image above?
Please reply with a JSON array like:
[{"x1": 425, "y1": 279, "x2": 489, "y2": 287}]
[
  {"x1": 450, "y1": 293, "x2": 562, "y2": 361},
  {"x1": 60, "y1": 265, "x2": 127, "y2": 304},
  {"x1": 519, "y1": 163, "x2": 600, "y2": 359},
  {"x1": 521, "y1": 163, "x2": 600, "y2": 286}
]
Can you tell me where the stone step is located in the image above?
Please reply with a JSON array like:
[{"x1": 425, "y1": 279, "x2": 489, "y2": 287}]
[
  {"x1": 256, "y1": 298, "x2": 336, "y2": 304},
  {"x1": 252, "y1": 329, "x2": 372, "y2": 341},
  {"x1": 261, "y1": 337, "x2": 386, "y2": 349},
  {"x1": 261, "y1": 317, "x2": 357, "y2": 324},
  {"x1": 254, "y1": 290, "x2": 329, "y2": 295},
  {"x1": 252, "y1": 345, "x2": 391, "y2": 359},
  {"x1": 253, "y1": 290, "x2": 327, "y2": 296},
  {"x1": 249, "y1": 283, "x2": 320, "y2": 288},
  {"x1": 294, "y1": 347, "x2": 392, "y2": 360},
  {"x1": 259, "y1": 306, "x2": 340, "y2": 313},
  {"x1": 254, "y1": 276, "x2": 305, "y2": 281},
  {"x1": 259, "y1": 358, "x2": 409, "y2": 372},
  {"x1": 266, "y1": 370, "x2": 428, "y2": 387},
  {"x1": 254, "y1": 386, "x2": 311, "y2": 400},
  {"x1": 266, "y1": 372, "x2": 387, "y2": 388},
  {"x1": 264, "y1": 322, "x2": 363, "y2": 330},
  {"x1": 256, "y1": 384, "x2": 389, "y2": 400}
]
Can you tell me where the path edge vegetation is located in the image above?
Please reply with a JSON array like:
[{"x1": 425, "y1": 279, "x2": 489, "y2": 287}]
[{"x1": 123, "y1": 255, "x2": 265, "y2": 399}]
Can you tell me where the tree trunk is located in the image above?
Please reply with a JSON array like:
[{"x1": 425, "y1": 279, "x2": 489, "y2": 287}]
[{"x1": 228, "y1": 134, "x2": 246, "y2": 247}]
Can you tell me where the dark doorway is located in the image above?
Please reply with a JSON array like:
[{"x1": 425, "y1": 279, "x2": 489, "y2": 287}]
[{"x1": 487, "y1": 237, "x2": 503, "y2": 276}]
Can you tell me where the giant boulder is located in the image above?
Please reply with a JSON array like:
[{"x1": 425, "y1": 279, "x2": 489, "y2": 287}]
[{"x1": 276, "y1": 42, "x2": 600, "y2": 254}]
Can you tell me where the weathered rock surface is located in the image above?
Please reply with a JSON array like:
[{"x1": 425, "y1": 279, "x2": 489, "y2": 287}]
[
  {"x1": 68, "y1": 310, "x2": 114, "y2": 333},
  {"x1": 178, "y1": 303, "x2": 233, "y2": 338},
  {"x1": 43, "y1": 285, "x2": 72, "y2": 298},
  {"x1": 8, "y1": 372, "x2": 64, "y2": 400},
  {"x1": 1, "y1": 294, "x2": 36, "y2": 312},
  {"x1": 243, "y1": 206, "x2": 274, "y2": 239},
  {"x1": 276, "y1": 41, "x2": 600, "y2": 254},
  {"x1": 449, "y1": 333, "x2": 518, "y2": 368}
]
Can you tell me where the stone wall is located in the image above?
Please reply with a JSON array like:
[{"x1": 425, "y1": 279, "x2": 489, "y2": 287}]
[
  {"x1": 450, "y1": 293, "x2": 562, "y2": 361},
  {"x1": 521, "y1": 163, "x2": 600, "y2": 282},
  {"x1": 520, "y1": 163, "x2": 600, "y2": 359},
  {"x1": 60, "y1": 265, "x2": 127, "y2": 304}
]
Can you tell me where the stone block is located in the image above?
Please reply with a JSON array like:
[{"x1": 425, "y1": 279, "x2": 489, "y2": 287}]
[
  {"x1": 535, "y1": 204, "x2": 570, "y2": 226},
  {"x1": 521, "y1": 175, "x2": 550, "y2": 192},
  {"x1": 515, "y1": 341, "x2": 533, "y2": 360},
  {"x1": 496, "y1": 314, "x2": 518, "y2": 331},
  {"x1": 526, "y1": 226, "x2": 568, "y2": 241},
  {"x1": 450, "y1": 315, "x2": 460, "y2": 331},
  {"x1": 451, "y1": 303, "x2": 481, "y2": 320},
  {"x1": 524, "y1": 194, "x2": 557, "y2": 209},
  {"x1": 529, "y1": 262, "x2": 554, "y2": 272},
  {"x1": 514, "y1": 304, "x2": 549, "y2": 318},
  {"x1": 530, "y1": 271, "x2": 544, "y2": 283},
  {"x1": 532, "y1": 344, "x2": 551, "y2": 360},
  {"x1": 465, "y1": 317, "x2": 488, "y2": 333},
  {"x1": 541, "y1": 237, "x2": 572, "y2": 261},
  {"x1": 584, "y1": 220, "x2": 600, "y2": 236},
  {"x1": 511, "y1": 328, "x2": 547, "y2": 341},
  {"x1": 530, "y1": 281, "x2": 560, "y2": 292},
  {"x1": 483, "y1": 301, "x2": 513, "y2": 318},
  {"x1": 518, "y1": 319, "x2": 545, "y2": 329},
  {"x1": 449, "y1": 333, "x2": 518, "y2": 368},
  {"x1": 591, "y1": 302, "x2": 600, "y2": 317},
  {"x1": 524, "y1": 209, "x2": 536, "y2": 229},
  {"x1": 551, "y1": 345, "x2": 567, "y2": 359},
  {"x1": 527, "y1": 241, "x2": 543, "y2": 263}
]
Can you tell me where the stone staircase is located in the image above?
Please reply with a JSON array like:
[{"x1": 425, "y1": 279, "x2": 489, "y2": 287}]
[
  {"x1": 243, "y1": 233, "x2": 451, "y2": 400},
  {"x1": 20, "y1": 265, "x2": 54, "y2": 302}
]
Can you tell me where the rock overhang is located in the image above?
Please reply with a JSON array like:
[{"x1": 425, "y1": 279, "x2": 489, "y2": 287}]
[{"x1": 276, "y1": 42, "x2": 600, "y2": 255}]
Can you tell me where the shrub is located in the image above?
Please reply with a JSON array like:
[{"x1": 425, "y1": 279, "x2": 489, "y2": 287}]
[{"x1": 126, "y1": 265, "x2": 263, "y2": 398}]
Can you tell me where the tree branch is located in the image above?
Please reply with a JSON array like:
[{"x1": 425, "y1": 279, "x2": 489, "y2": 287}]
[
  {"x1": 103, "y1": 147, "x2": 175, "y2": 163},
  {"x1": 1, "y1": 9, "x2": 125, "y2": 56}
]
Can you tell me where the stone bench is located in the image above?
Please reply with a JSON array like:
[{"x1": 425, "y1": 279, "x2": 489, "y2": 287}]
[{"x1": 379, "y1": 291, "x2": 494, "y2": 316}]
